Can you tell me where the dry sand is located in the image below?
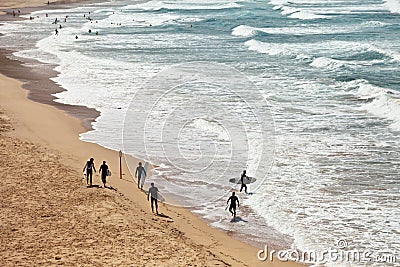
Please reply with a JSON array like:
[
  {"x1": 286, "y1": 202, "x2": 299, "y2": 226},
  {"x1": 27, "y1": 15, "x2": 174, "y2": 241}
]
[{"x1": 0, "y1": 1, "x2": 306, "y2": 266}]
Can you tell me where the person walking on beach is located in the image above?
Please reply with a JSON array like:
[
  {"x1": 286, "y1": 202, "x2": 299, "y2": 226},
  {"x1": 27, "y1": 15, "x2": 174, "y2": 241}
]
[
  {"x1": 99, "y1": 161, "x2": 109, "y2": 188},
  {"x1": 240, "y1": 170, "x2": 250, "y2": 194},
  {"x1": 227, "y1": 192, "x2": 239, "y2": 219},
  {"x1": 135, "y1": 162, "x2": 146, "y2": 190},
  {"x1": 147, "y1": 182, "x2": 159, "y2": 214},
  {"x1": 83, "y1": 158, "x2": 96, "y2": 186}
]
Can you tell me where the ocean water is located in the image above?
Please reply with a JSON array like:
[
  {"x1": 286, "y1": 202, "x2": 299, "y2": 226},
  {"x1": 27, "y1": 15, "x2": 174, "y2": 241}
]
[{"x1": 1, "y1": 0, "x2": 400, "y2": 265}]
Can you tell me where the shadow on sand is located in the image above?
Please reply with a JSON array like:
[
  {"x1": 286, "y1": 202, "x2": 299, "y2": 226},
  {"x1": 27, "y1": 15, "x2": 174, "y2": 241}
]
[
  {"x1": 87, "y1": 184, "x2": 101, "y2": 188},
  {"x1": 104, "y1": 185, "x2": 117, "y2": 191},
  {"x1": 156, "y1": 213, "x2": 173, "y2": 220},
  {"x1": 230, "y1": 216, "x2": 248, "y2": 223}
]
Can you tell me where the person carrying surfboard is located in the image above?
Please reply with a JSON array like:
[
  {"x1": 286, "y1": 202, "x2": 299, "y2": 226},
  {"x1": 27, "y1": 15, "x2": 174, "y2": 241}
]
[
  {"x1": 240, "y1": 170, "x2": 250, "y2": 194},
  {"x1": 83, "y1": 158, "x2": 96, "y2": 186},
  {"x1": 147, "y1": 182, "x2": 159, "y2": 214},
  {"x1": 99, "y1": 161, "x2": 109, "y2": 188},
  {"x1": 135, "y1": 162, "x2": 146, "y2": 190},
  {"x1": 227, "y1": 192, "x2": 239, "y2": 219}
]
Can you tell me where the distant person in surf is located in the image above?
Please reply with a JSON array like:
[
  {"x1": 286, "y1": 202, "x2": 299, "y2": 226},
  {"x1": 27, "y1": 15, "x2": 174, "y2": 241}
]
[
  {"x1": 240, "y1": 170, "x2": 250, "y2": 194},
  {"x1": 99, "y1": 161, "x2": 109, "y2": 188},
  {"x1": 147, "y1": 182, "x2": 159, "y2": 214},
  {"x1": 83, "y1": 158, "x2": 96, "y2": 186},
  {"x1": 135, "y1": 162, "x2": 146, "y2": 190},
  {"x1": 227, "y1": 192, "x2": 239, "y2": 219}
]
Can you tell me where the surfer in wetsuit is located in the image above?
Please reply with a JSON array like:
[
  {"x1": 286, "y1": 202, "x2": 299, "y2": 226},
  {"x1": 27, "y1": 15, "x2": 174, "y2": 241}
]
[
  {"x1": 99, "y1": 161, "x2": 109, "y2": 188},
  {"x1": 147, "y1": 182, "x2": 159, "y2": 214},
  {"x1": 83, "y1": 158, "x2": 96, "y2": 186},
  {"x1": 240, "y1": 170, "x2": 250, "y2": 194},
  {"x1": 227, "y1": 192, "x2": 239, "y2": 219},
  {"x1": 135, "y1": 162, "x2": 146, "y2": 190}
]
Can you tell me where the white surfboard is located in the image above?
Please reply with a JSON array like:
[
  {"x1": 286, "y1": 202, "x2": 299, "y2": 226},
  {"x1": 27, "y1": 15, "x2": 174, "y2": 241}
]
[
  {"x1": 229, "y1": 176, "x2": 257, "y2": 184},
  {"x1": 145, "y1": 190, "x2": 165, "y2": 202},
  {"x1": 156, "y1": 192, "x2": 165, "y2": 202}
]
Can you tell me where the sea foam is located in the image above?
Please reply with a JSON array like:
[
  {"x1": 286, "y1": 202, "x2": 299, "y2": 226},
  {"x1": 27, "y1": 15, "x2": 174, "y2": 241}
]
[
  {"x1": 344, "y1": 79, "x2": 400, "y2": 131},
  {"x1": 383, "y1": 0, "x2": 400, "y2": 14},
  {"x1": 124, "y1": 0, "x2": 241, "y2": 11}
]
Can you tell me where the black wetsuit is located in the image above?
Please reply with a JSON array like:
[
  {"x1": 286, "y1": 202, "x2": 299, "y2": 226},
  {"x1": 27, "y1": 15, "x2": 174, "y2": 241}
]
[
  {"x1": 136, "y1": 166, "x2": 146, "y2": 189},
  {"x1": 99, "y1": 163, "x2": 108, "y2": 184},
  {"x1": 240, "y1": 173, "x2": 248, "y2": 193},
  {"x1": 148, "y1": 186, "x2": 159, "y2": 213},
  {"x1": 151, "y1": 197, "x2": 158, "y2": 214},
  {"x1": 227, "y1": 195, "x2": 239, "y2": 217},
  {"x1": 86, "y1": 161, "x2": 95, "y2": 185}
]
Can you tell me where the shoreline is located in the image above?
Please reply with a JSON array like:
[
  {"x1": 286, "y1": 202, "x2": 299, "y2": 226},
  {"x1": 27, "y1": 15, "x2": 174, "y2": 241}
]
[
  {"x1": 0, "y1": 72, "x2": 304, "y2": 267},
  {"x1": 0, "y1": 48, "x2": 98, "y2": 130},
  {"x1": 0, "y1": 0, "x2": 106, "y2": 15},
  {"x1": 0, "y1": 1, "x2": 305, "y2": 266},
  {"x1": 0, "y1": 0, "x2": 108, "y2": 130}
]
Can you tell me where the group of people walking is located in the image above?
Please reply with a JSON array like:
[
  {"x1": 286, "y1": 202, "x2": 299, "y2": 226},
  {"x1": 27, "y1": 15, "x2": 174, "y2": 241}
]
[
  {"x1": 82, "y1": 158, "x2": 160, "y2": 214},
  {"x1": 83, "y1": 158, "x2": 110, "y2": 187},
  {"x1": 82, "y1": 157, "x2": 249, "y2": 220},
  {"x1": 135, "y1": 162, "x2": 160, "y2": 214}
]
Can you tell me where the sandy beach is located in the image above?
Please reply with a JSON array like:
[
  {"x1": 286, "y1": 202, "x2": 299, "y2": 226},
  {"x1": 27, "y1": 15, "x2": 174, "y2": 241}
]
[{"x1": 0, "y1": 1, "x2": 305, "y2": 266}]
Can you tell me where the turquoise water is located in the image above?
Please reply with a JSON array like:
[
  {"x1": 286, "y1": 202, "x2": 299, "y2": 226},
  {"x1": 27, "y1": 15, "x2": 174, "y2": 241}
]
[{"x1": 1, "y1": 0, "x2": 400, "y2": 265}]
